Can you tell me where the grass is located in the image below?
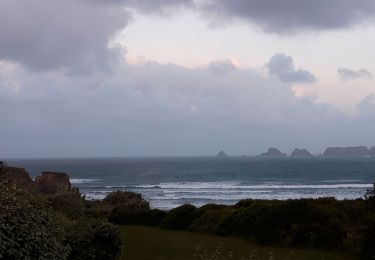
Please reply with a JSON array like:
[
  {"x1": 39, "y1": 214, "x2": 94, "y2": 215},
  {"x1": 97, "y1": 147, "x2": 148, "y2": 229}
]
[{"x1": 120, "y1": 225, "x2": 357, "y2": 260}]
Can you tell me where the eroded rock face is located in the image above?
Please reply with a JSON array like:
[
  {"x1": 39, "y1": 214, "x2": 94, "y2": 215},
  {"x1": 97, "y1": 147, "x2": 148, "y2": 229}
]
[
  {"x1": 369, "y1": 147, "x2": 375, "y2": 157},
  {"x1": 259, "y1": 148, "x2": 287, "y2": 157},
  {"x1": 216, "y1": 151, "x2": 227, "y2": 157},
  {"x1": 323, "y1": 146, "x2": 369, "y2": 157},
  {"x1": 0, "y1": 165, "x2": 35, "y2": 189},
  {"x1": 291, "y1": 148, "x2": 313, "y2": 157},
  {"x1": 35, "y1": 171, "x2": 71, "y2": 194}
]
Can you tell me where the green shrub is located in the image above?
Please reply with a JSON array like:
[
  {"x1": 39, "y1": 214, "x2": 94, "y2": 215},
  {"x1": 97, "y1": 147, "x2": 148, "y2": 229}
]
[
  {"x1": 190, "y1": 208, "x2": 236, "y2": 236},
  {"x1": 66, "y1": 218, "x2": 122, "y2": 260},
  {"x1": 45, "y1": 190, "x2": 86, "y2": 220},
  {"x1": 109, "y1": 207, "x2": 166, "y2": 226},
  {"x1": 85, "y1": 200, "x2": 113, "y2": 219},
  {"x1": 103, "y1": 190, "x2": 150, "y2": 210},
  {"x1": 0, "y1": 182, "x2": 69, "y2": 259},
  {"x1": 161, "y1": 204, "x2": 198, "y2": 230},
  {"x1": 289, "y1": 220, "x2": 346, "y2": 249}
]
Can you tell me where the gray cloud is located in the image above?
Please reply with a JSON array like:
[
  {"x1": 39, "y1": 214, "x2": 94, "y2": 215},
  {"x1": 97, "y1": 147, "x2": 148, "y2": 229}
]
[
  {"x1": 208, "y1": 59, "x2": 238, "y2": 74},
  {"x1": 0, "y1": 0, "x2": 192, "y2": 74},
  {"x1": 338, "y1": 68, "x2": 373, "y2": 81},
  {"x1": 266, "y1": 53, "x2": 317, "y2": 84},
  {"x1": 0, "y1": 0, "x2": 131, "y2": 74},
  {"x1": 2, "y1": 60, "x2": 374, "y2": 158},
  {"x1": 199, "y1": 0, "x2": 375, "y2": 33}
]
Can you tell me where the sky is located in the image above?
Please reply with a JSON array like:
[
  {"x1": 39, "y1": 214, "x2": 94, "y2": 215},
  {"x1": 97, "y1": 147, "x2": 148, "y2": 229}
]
[{"x1": 1, "y1": 0, "x2": 375, "y2": 158}]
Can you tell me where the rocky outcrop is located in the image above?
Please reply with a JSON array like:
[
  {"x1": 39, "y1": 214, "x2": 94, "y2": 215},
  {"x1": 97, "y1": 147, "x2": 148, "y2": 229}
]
[
  {"x1": 216, "y1": 151, "x2": 227, "y2": 157},
  {"x1": 0, "y1": 165, "x2": 35, "y2": 189},
  {"x1": 35, "y1": 171, "x2": 71, "y2": 194},
  {"x1": 291, "y1": 148, "x2": 313, "y2": 157},
  {"x1": 259, "y1": 148, "x2": 287, "y2": 157},
  {"x1": 369, "y1": 147, "x2": 375, "y2": 157},
  {"x1": 323, "y1": 146, "x2": 369, "y2": 157}
]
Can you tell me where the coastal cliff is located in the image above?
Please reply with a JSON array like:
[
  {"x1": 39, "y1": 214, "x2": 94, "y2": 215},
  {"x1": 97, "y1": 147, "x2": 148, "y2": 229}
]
[
  {"x1": 323, "y1": 146, "x2": 370, "y2": 157},
  {"x1": 259, "y1": 148, "x2": 287, "y2": 157},
  {"x1": 291, "y1": 148, "x2": 313, "y2": 157},
  {"x1": 0, "y1": 164, "x2": 71, "y2": 193}
]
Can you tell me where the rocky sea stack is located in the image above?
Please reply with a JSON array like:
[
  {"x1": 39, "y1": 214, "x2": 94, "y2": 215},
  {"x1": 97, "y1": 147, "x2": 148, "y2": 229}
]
[
  {"x1": 216, "y1": 150, "x2": 227, "y2": 158},
  {"x1": 323, "y1": 146, "x2": 370, "y2": 157},
  {"x1": 0, "y1": 164, "x2": 71, "y2": 193},
  {"x1": 291, "y1": 148, "x2": 313, "y2": 157},
  {"x1": 259, "y1": 148, "x2": 287, "y2": 157}
]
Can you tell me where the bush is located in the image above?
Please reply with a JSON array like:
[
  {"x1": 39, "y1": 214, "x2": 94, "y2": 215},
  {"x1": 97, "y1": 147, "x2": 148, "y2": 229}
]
[
  {"x1": 109, "y1": 207, "x2": 166, "y2": 226},
  {"x1": 0, "y1": 182, "x2": 69, "y2": 259},
  {"x1": 103, "y1": 190, "x2": 150, "y2": 210},
  {"x1": 190, "y1": 208, "x2": 236, "y2": 236},
  {"x1": 161, "y1": 204, "x2": 198, "y2": 230},
  {"x1": 45, "y1": 190, "x2": 86, "y2": 220},
  {"x1": 66, "y1": 218, "x2": 122, "y2": 260}
]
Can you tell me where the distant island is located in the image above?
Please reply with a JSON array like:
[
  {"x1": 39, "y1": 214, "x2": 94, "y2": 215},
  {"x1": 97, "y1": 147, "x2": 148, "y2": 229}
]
[
  {"x1": 217, "y1": 146, "x2": 375, "y2": 158},
  {"x1": 216, "y1": 150, "x2": 227, "y2": 158},
  {"x1": 258, "y1": 148, "x2": 287, "y2": 157},
  {"x1": 290, "y1": 148, "x2": 313, "y2": 157},
  {"x1": 322, "y1": 146, "x2": 375, "y2": 157}
]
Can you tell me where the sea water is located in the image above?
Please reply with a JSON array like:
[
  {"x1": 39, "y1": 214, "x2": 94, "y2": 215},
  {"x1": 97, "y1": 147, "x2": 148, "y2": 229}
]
[{"x1": 8, "y1": 157, "x2": 375, "y2": 209}]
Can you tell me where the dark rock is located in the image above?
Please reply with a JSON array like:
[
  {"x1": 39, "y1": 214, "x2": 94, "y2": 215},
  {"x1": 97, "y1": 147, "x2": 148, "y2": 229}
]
[
  {"x1": 369, "y1": 147, "x2": 375, "y2": 157},
  {"x1": 291, "y1": 148, "x2": 313, "y2": 157},
  {"x1": 35, "y1": 171, "x2": 71, "y2": 194},
  {"x1": 323, "y1": 146, "x2": 369, "y2": 157},
  {"x1": 259, "y1": 148, "x2": 287, "y2": 157},
  {"x1": 0, "y1": 165, "x2": 35, "y2": 189},
  {"x1": 216, "y1": 151, "x2": 227, "y2": 157}
]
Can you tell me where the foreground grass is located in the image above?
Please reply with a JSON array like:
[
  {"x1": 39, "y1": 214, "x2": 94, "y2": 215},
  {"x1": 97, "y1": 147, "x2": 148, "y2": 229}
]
[{"x1": 120, "y1": 225, "x2": 357, "y2": 260}]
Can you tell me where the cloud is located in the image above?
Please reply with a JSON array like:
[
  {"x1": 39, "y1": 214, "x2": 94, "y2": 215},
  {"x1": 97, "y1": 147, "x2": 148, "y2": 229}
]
[
  {"x1": 0, "y1": 0, "x2": 193, "y2": 74},
  {"x1": 266, "y1": 53, "x2": 317, "y2": 84},
  {"x1": 0, "y1": 0, "x2": 130, "y2": 74},
  {"x1": 199, "y1": 0, "x2": 375, "y2": 33},
  {"x1": 2, "y1": 59, "x2": 374, "y2": 158},
  {"x1": 338, "y1": 68, "x2": 373, "y2": 81},
  {"x1": 208, "y1": 59, "x2": 238, "y2": 74}
]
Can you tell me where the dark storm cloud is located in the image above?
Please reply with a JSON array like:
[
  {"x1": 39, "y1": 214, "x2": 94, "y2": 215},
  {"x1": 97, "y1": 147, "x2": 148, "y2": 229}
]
[
  {"x1": 199, "y1": 0, "x2": 375, "y2": 33},
  {"x1": 338, "y1": 68, "x2": 373, "y2": 81},
  {"x1": 0, "y1": 0, "x2": 131, "y2": 74},
  {"x1": 0, "y1": 0, "x2": 192, "y2": 74},
  {"x1": 266, "y1": 53, "x2": 317, "y2": 84}
]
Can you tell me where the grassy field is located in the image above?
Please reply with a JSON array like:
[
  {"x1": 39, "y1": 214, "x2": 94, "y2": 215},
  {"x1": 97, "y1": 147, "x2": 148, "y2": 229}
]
[{"x1": 120, "y1": 225, "x2": 358, "y2": 260}]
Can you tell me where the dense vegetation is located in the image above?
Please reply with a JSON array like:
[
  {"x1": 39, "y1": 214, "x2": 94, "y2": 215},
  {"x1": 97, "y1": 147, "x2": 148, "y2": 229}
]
[
  {"x1": 0, "y1": 181, "x2": 123, "y2": 260},
  {"x1": 2, "y1": 164, "x2": 375, "y2": 259},
  {"x1": 109, "y1": 186, "x2": 375, "y2": 259}
]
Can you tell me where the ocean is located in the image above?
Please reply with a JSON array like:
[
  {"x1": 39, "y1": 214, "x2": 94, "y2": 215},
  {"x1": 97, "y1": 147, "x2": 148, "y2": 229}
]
[{"x1": 7, "y1": 157, "x2": 375, "y2": 209}]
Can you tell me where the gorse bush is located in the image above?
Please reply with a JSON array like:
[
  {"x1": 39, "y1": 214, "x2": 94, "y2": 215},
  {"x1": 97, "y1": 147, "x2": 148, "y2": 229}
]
[
  {"x1": 109, "y1": 207, "x2": 166, "y2": 226},
  {"x1": 66, "y1": 218, "x2": 122, "y2": 260},
  {"x1": 0, "y1": 182, "x2": 69, "y2": 259},
  {"x1": 103, "y1": 190, "x2": 150, "y2": 210},
  {"x1": 45, "y1": 190, "x2": 86, "y2": 220},
  {"x1": 161, "y1": 204, "x2": 198, "y2": 230}
]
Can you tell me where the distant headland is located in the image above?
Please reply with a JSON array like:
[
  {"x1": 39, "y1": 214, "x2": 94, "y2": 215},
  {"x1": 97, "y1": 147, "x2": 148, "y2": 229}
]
[{"x1": 216, "y1": 145, "x2": 375, "y2": 158}]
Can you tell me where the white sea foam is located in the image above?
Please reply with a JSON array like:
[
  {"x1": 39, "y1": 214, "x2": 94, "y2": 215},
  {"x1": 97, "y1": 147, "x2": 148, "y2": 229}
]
[
  {"x1": 80, "y1": 181, "x2": 373, "y2": 209},
  {"x1": 131, "y1": 182, "x2": 372, "y2": 190},
  {"x1": 70, "y1": 178, "x2": 101, "y2": 184}
]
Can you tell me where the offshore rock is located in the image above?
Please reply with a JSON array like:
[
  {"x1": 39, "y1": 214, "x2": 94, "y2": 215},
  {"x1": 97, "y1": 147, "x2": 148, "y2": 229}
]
[
  {"x1": 216, "y1": 151, "x2": 227, "y2": 157},
  {"x1": 259, "y1": 148, "x2": 287, "y2": 157},
  {"x1": 291, "y1": 148, "x2": 313, "y2": 157},
  {"x1": 35, "y1": 171, "x2": 71, "y2": 194},
  {"x1": 0, "y1": 165, "x2": 35, "y2": 190},
  {"x1": 323, "y1": 146, "x2": 369, "y2": 157}
]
